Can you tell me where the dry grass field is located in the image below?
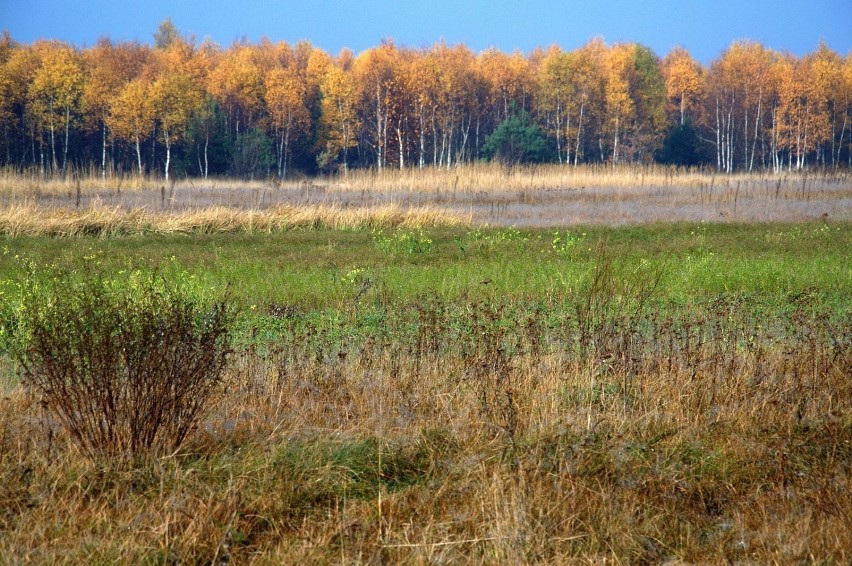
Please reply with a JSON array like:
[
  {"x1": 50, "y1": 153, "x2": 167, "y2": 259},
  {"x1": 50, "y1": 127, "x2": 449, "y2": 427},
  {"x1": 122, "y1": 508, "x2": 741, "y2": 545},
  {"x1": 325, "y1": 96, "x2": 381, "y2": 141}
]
[{"x1": 2, "y1": 164, "x2": 850, "y2": 229}]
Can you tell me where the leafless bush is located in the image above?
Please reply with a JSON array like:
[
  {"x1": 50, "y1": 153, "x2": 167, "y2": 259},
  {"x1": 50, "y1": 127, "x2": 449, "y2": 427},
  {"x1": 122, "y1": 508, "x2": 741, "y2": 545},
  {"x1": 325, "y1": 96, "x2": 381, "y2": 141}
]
[{"x1": 16, "y1": 273, "x2": 232, "y2": 460}]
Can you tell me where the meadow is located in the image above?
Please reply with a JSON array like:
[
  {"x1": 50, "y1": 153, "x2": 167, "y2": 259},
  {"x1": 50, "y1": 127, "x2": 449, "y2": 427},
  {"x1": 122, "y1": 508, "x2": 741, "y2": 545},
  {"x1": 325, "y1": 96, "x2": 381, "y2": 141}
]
[{"x1": 0, "y1": 167, "x2": 850, "y2": 563}]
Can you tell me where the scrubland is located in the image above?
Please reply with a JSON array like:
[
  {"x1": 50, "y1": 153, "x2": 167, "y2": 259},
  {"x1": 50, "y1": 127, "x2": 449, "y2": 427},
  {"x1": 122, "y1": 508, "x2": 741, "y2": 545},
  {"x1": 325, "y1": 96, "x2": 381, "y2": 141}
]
[{"x1": 0, "y1": 168, "x2": 850, "y2": 563}]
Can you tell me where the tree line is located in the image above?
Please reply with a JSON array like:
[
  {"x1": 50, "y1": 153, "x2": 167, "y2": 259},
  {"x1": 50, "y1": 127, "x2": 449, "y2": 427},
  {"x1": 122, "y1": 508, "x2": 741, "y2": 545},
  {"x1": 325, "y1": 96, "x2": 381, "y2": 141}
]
[{"x1": 1, "y1": 20, "x2": 850, "y2": 179}]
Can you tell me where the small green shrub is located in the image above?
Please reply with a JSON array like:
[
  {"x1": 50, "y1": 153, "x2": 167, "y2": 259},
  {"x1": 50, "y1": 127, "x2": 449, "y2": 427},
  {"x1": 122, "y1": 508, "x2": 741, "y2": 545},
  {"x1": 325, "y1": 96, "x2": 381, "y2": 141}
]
[
  {"x1": 15, "y1": 269, "x2": 233, "y2": 460},
  {"x1": 372, "y1": 228, "x2": 433, "y2": 256},
  {"x1": 456, "y1": 227, "x2": 529, "y2": 253},
  {"x1": 551, "y1": 230, "x2": 587, "y2": 258}
]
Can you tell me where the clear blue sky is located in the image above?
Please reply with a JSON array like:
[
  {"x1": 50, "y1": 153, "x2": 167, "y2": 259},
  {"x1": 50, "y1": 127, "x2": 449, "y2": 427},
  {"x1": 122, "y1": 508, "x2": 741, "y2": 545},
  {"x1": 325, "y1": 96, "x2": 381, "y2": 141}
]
[{"x1": 2, "y1": 0, "x2": 849, "y2": 63}]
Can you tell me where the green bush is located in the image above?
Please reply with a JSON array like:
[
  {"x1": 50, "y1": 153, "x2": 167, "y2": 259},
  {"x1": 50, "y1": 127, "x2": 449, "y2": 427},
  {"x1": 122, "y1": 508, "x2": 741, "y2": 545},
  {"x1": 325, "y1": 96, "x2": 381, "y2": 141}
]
[{"x1": 15, "y1": 269, "x2": 232, "y2": 460}]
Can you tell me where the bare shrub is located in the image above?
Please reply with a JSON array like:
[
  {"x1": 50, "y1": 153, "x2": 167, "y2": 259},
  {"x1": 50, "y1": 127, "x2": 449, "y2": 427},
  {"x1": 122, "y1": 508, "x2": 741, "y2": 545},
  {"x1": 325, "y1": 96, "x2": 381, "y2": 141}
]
[{"x1": 15, "y1": 271, "x2": 232, "y2": 460}]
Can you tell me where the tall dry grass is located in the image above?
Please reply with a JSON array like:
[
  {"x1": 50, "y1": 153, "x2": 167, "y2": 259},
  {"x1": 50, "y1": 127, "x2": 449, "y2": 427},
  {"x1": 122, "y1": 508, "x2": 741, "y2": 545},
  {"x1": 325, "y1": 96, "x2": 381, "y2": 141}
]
[
  {"x1": 325, "y1": 161, "x2": 852, "y2": 193},
  {"x1": 3, "y1": 164, "x2": 849, "y2": 227},
  {"x1": 3, "y1": 163, "x2": 850, "y2": 196},
  {"x1": 0, "y1": 202, "x2": 470, "y2": 236}
]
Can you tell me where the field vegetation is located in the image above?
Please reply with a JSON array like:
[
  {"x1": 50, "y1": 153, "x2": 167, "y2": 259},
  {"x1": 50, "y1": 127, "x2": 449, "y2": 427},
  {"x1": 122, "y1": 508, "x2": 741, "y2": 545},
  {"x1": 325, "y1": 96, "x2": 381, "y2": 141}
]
[
  {"x1": 2, "y1": 19, "x2": 851, "y2": 563},
  {"x1": 0, "y1": 214, "x2": 850, "y2": 563}
]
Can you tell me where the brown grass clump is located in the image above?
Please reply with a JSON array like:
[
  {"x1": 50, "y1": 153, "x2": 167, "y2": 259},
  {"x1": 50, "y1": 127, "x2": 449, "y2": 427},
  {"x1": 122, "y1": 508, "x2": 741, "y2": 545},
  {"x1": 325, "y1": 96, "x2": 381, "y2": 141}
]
[{"x1": 0, "y1": 202, "x2": 470, "y2": 237}]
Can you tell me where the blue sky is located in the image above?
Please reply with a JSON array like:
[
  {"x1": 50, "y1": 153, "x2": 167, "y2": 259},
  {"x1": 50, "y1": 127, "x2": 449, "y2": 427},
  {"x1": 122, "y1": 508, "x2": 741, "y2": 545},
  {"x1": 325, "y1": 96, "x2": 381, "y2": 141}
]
[{"x1": 2, "y1": 0, "x2": 849, "y2": 63}]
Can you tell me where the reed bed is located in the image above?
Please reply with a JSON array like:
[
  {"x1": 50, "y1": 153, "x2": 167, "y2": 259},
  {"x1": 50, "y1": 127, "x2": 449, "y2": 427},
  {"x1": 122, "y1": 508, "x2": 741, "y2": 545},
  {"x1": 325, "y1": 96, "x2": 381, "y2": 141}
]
[
  {"x1": 3, "y1": 164, "x2": 850, "y2": 228},
  {"x1": 325, "y1": 162, "x2": 852, "y2": 194},
  {"x1": 3, "y1": 163, "x2": 850, "y2": 197},
  {"x1": 0, "y1": 202, "x2": 470, "y2": 237}
]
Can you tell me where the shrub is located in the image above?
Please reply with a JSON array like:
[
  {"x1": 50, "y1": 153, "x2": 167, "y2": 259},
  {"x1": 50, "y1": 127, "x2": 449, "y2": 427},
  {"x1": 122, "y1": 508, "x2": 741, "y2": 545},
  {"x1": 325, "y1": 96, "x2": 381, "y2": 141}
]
[
  {"x1": 15, "y1": 269, "x2": 232, "y2": 460},
  {"x1": 372, "y1": 227, "x2": 434, "y2": 256}
]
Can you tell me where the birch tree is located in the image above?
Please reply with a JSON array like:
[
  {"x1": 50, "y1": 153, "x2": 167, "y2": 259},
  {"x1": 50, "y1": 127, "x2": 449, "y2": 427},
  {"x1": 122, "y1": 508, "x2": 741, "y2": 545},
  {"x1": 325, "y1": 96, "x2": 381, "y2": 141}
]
[
  {"x1": 108, "y1": 78, "x2": 154, "y2": 175},
  {"x1": 265, "y1": 67, "x2": 308, "y2": 178},
  {"x1": 82, "y1": 39, "x2": 150, "y2": 178},
  {"x1": 28, "y1": 41, "x2": 84, "y2": 174},
  {"x1": 662, "y1": 46, "x2": 703, "y2": 126}
]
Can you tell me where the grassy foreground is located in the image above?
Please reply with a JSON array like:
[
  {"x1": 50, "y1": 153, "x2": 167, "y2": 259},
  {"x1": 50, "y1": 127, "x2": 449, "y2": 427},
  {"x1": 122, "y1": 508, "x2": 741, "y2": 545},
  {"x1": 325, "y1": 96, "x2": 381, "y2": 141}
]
[{"x1": 1, "y1": 221, "x2": 850, "y2": 563}]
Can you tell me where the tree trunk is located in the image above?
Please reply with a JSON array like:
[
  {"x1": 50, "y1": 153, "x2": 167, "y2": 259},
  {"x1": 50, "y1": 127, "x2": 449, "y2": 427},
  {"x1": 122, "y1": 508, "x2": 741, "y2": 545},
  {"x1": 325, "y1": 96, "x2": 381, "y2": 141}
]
[
  {"x1": 575, "y1": 102, "x2": 585, "y2": 166},
  {"x1": 555, "y1": 99, "x2": 562, "y2": 164},
  {"x1": 749, "y1": 90, "x2": 762, "y2": 172},
  {"x1": 204, "y1": 130, "x2": 209, "y2": 179},
  {"x1": 135, "y1": 136, "x2": 143, "y2": 176},
  {"x1": 418, "y1": 104, "x2": 426, "y2": 169},
  {"x1": 164, "y1": 131, "x2": 171, "y2": 184},
  {"x1": 564, "y1": 112, "x2": 571, "y2": 165},
  {"x1": 101, "y1": 122, "x2": 107, "y2": 180},
  {"x1": 612, "y1": 116, "x2": 620, "y2": 164},
  {"x1": 835, "y1": 112, "x2": 847, "y2": 168},
  {"x1": 277, "y1": 128, "x2": 285, "y2": 178},
  {"x1": 49, "y1": 120, "x2": 57, "y2": 175},
  {"x1": 715, "y1": 97, "x2": 722, "y2": 171},
  {"x1": 62, "y1": 104, "x2": 70, "y2": 174},
  {"x1": 283, "y1": 126, "x2": 290, "y2": 179},
  {"x1": 397, "y1": 121, "x2": 404, "y2": 170},
  {"x1": 375, "y1": 83, "x2": 383, "y2": 171}
]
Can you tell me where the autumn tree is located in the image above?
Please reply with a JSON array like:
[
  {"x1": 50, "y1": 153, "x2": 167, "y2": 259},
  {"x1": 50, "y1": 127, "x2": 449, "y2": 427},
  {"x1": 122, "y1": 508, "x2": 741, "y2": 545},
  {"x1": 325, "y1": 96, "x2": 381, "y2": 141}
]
[
  {"x1": 428, "y1": 42, "x2": 480, "y2": 167},
  {"x1": 662, "y1": 46, "x2": 703, "y2": 126},
  {"x1": 402, "y1": 49, "x2": 439, "y2": 168},
  {"x1": 2, "y1": 33, "x2": 851, "y2": 174},
  {"x1": 353, "y1": 41, "x2": 403, "y2": 170},
  {"x1": 317, "y1": 57, "x2": 359, "y2": 171},
  {"x1": 150, "y1": 72, "x2": 203, "y2": 182},
  {"x1": 82, "y1": 38, "x2": 150, "y2": 177},
  {"x1": 208, "y1": 43, "x2": 265, "y2": 139},
  {"x1": 478, "y1": 49, "x2": 532, "y2": 123},
  {"x1": 2, "y1": 44, "x2": 42, "y2": 167},
  {"x1": 537, "y1": 46, "x2": 571, "y2": 163},
  {"x1": 561, "y1": 39, "x2": 608, "y2": 164},
  {"x1": 537, "y1": 44, "x2": 606, "y2": 165},
  {"x1": 0, "y1": 39, "x2": 19, "y2": 163},
  {"x1": 154, "y1": 18, "x2": 180, "y2": 50},
  {"x1": 603, "y1": 43, "x2": 636, "y2": 163},
  {"x1": 180, "y1": 40, "x2": 224, "y2": 178},
  {"x1": 841, "y1": 53, "x2": 852, "y2": 167},
  {"x1": 265, "y1": 67, "x2": 308, "y2": 177},
  {"x1": 808, "y1": 44, "x2": 846, "y2": 167},
  {"x1": 706, "y1": 41, "x2": 774, "y2": 171},
  {"x1": 28, "y1": 41, "x2": 85, "y2": 174},
  {"x1": 108, "y1": 78, "x2": 154, "y2": 175},
  {"x1": 775, "y1": 48, "x2": 835, "y2": 170}
]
